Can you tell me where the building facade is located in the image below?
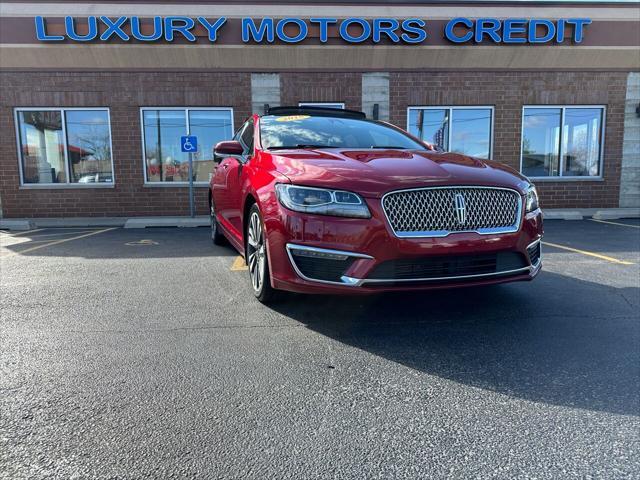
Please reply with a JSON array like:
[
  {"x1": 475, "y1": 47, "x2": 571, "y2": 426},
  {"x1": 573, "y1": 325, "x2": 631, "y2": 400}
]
[{"x1": 1, "y1": 1, "x2": 639, "y2": 218}]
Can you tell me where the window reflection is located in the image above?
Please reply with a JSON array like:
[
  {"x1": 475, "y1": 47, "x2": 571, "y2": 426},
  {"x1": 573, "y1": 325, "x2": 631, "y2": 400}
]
[
  {"x1": 65, "y1": 110, "x2": 112, "y2": 183},
  {"x1": 562, "y1": 108, "x2": 602, "y2": 177},
  {"x1": 408, "y1": 109, "x2": 449, "y2": 152},
  {"x1": 189, "y1": 110, "x2": 234, "y2": 182},
  {"x1": 18, "y1": 111, "x2": 66, "y2": 184},
  {"x1": 451, "y1": 109, "x2": 492, "y2": 159},
  {"x1": 521, "y1": 107, "x2": 603, "y2": 178},
  {"x1": 143, "y1": 109, "x2": 233, "y2": 183},
  {"x1": 521, "y1": 108, "x2": 562, "y2": 177}
]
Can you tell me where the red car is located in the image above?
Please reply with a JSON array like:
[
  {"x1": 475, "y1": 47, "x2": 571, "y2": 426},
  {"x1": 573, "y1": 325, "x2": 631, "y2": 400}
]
[{"x1": 210, "y1": 107, "x2": 543, "y2": 302}]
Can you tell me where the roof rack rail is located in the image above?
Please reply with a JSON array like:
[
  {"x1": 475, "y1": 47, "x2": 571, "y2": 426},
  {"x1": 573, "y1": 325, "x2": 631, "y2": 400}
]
[{"x1": 265, "y1": 106, "x2": 366, "y2": 119}]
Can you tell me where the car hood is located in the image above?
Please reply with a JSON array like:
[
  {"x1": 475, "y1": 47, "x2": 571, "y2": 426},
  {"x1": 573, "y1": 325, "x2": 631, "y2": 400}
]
[{"x1": 271, "y1": 148, "x2": 530, "y2": 198}]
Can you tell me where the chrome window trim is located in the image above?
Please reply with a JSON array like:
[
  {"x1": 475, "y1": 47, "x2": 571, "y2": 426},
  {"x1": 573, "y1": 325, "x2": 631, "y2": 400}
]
[
  {"x1": 286, "y1": 243, "x2": 373, "y2": 286},
  {"x1": 381, "y1": 185, "x2": 523, "y2": 239},
  {"x1": 342, "y1": 265, "x2": 533, "y2": 287}
]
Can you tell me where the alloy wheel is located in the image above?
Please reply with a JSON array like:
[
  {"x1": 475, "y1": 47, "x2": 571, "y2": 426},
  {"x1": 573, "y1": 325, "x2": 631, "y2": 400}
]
[{"x1": 247, "y1": 211, "x2": 266, "y2": 293}]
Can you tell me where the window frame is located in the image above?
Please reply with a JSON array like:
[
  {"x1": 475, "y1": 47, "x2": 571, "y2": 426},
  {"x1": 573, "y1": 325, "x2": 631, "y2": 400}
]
[
  {"x1": 140, "y1": 106, "x2": 234, "y2": 187},
  {"x1": 406, "y1": 106, "x2": 495, "y2": 159},
  {"x1": 519, "y1": 105, "x2": 606, "y2": 182},
  {"x1": 14, "y1": 106, "x2": 115, "y2": 189},
  {"x1": 298, "y1": 102, "x2": 346, "y2": 109}
]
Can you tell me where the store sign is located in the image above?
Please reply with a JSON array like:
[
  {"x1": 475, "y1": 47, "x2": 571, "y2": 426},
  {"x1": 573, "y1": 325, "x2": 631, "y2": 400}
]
[{"x1": 34, "y1": 16, "x2": 592, "y2": 44}]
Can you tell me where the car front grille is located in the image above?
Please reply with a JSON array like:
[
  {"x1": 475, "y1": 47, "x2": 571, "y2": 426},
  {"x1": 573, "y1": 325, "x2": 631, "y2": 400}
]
[
  {"x1": 367, "y1": 252, "x2": 528, "y2": 282},
  {"x1": 382, "y1": 187, "x2": 522, "y2": 237}
]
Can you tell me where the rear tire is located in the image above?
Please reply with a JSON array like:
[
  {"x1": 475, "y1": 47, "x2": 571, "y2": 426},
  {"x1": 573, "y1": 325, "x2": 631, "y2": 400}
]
[
  {"x1": 210, "y1": 199, "x2": 226, "y2": 245},
  {"x1": 246, "y1": 204, "x2": 277, "y2": 303}
]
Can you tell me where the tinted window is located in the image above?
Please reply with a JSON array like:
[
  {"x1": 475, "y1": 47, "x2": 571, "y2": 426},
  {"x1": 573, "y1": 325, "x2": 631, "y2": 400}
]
[
  {"x1": 259, "y1": 115, "x2": 424, "y2": 150},
  {"x1": 240, "y1": 120, "x2": 254, "y2": 154}
]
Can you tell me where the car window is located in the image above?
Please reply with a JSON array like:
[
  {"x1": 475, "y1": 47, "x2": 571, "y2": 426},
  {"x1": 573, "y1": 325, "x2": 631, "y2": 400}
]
[
  {"x1": 259, "y1": 115, "x2": 424, "y2": 150},
  {"x1": 240, "y1": 120, "x2": 254, "y2": 155}
]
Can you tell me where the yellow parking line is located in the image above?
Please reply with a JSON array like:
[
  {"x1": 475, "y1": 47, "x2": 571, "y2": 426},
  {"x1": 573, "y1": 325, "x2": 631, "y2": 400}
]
[
  {"x1": 230, "y1": 255, "x2": 248, "y2": 271},
  {"x1": 1, "y1": 228, "x2": 117, "y2": 258},
  {"x1": 589, "y1": 219, "x2": 640, "y2": 229},
  {"x1": 542, "y1": 241, "x2": 634, "y2": 265}
]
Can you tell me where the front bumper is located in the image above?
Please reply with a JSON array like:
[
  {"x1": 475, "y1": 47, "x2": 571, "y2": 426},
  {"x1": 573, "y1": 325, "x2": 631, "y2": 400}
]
[{"x1": 264, "y1": 198, "x2": 543, "y2": 295}]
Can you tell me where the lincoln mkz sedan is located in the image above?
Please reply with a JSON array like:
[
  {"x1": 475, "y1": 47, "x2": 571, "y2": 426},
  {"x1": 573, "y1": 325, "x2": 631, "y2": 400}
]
[{"x1": 210, "y1": 107, "x2": 543, "y2": 302}]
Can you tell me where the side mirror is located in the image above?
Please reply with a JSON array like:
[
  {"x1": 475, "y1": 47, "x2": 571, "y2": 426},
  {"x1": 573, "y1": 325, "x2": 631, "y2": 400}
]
[{"x1": 214, "y1": 140, "x2": 244, "y2": 157}]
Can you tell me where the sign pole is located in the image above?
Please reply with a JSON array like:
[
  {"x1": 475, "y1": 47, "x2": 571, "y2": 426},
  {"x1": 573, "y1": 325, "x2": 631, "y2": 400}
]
[
  {"x1": 188, "y1": 151, "x2": 194, "y2": 218},
  {"x1": 181, "y1": 135, "x2": 197, "y2": 218}
]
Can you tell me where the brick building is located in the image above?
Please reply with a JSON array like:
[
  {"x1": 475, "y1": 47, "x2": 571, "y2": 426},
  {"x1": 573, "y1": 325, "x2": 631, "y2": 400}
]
[{"x1": 0, "y1": 1, "x2": 639, "y2": 218}]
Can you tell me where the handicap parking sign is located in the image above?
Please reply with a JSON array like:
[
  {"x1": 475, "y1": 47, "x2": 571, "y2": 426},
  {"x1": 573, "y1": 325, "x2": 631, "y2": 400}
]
[{"x1": 181, "y1": 135, "x2": 198, "y2": 153}]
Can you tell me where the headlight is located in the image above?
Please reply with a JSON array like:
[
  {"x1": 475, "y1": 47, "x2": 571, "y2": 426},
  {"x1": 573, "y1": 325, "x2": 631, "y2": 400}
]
[
  {"x1": 525, "y1": 185, "x2": 539, "y2": 212},
  {"x1": 275, "y1": 184, "x2": 371, "y2": 219}
]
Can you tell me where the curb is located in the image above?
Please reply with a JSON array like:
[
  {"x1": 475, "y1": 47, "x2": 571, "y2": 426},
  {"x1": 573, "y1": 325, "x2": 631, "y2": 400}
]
[
  {"x1": 124, "y1": 216, "x2": 209, "y2": 229},
  {"x1": 0, "y1": 219, "x2": 34, "y2": 231}
]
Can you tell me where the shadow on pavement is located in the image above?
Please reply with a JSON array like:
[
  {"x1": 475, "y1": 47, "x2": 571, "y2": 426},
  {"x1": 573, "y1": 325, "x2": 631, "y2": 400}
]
[
  {"x1": 269, "y1": 271, "x2": 640, "y2": 417},
  {"x1": 1, "y1": 227, "x2": 238, "y2": 259}
]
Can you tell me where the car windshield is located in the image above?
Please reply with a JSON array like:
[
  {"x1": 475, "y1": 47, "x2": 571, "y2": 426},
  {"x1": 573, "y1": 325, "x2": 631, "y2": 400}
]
[{"x1": 259, "y1": 114, "x2": 425, "y2": 150}]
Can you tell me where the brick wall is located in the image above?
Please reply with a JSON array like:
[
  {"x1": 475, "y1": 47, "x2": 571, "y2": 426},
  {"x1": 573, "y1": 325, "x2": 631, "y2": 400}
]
[
  {"x1": 0, "y1": 70, "x2": 628, "y2": 217},
  {"x1": 390, "y1": 71, "x2": 628, "y2": 209},
  {"x1": 0, "y1": 71, "x2": 252, "y2": 218}
]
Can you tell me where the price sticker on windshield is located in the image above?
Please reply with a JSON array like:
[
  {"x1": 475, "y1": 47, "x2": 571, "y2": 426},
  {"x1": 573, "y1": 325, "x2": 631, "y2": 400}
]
[{"x1": 276, "y1": 115, "x2": 310, "y2": 122}]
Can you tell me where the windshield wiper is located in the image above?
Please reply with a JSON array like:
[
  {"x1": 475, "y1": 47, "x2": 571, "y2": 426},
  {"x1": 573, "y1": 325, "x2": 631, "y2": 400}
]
[{"x1": 267, "y1": 144, "x2": 334, "y2": 150}]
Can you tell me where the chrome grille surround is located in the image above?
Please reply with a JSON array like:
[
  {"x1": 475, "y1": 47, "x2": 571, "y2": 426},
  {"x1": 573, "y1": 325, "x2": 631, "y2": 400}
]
[{"x1": 382, "y1": 186, "x2": 523, "y2": 238}]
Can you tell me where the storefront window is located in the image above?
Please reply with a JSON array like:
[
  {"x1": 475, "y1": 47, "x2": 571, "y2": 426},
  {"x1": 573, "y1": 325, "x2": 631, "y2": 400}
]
[
  {"x1": 407, "y1": 107, "x2": 493, "y2": 158},
  {"x1": 521, "y1": 106, "x2": 604, "y2": 178},
  {"x1": 16, "y1": 108, "x2": 113, "y2": 185},
  {"x1": 142, "y1": 108, "x2": 233, "y2": 183}
]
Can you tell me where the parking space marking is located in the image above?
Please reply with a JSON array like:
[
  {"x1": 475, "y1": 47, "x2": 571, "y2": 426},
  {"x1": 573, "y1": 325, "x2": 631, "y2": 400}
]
[
  {"x1": 1, "y1": 228, "x2": 117, "y2": 258},
  {"x1": 0, "y1": 228, "x2": 45, "y2": 237},
  {"x1": 542, "y1": 241, "x2": 635, "y2": 265},
  {"x1": 230, "y1": 255, "x2": 248, "y2": 271},
  {"x1": 589, "y1": 219, "x2": 640, "y2": 229}
]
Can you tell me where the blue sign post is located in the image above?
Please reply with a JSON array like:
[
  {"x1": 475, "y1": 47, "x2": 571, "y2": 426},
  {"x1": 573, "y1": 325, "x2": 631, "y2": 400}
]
[{"x1": 181, "y1": 136, "x2": 198, "y2": 218}]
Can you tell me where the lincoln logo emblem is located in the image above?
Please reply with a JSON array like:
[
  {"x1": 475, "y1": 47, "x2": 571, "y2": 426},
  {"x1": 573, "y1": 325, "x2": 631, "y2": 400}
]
[{"x1": 454, "y1": 193, "x2": 466, "y2": 225}]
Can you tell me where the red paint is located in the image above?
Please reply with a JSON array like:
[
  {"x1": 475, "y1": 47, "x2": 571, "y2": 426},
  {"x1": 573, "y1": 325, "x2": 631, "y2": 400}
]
[{"x1": 210, "y1": 113, "x2": 543, "y2": 294}]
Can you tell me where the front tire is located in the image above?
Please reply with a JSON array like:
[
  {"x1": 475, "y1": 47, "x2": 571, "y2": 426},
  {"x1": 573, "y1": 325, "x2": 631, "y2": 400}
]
[{"x1": 246, "y1": 204, "x2": 276, "y2": 303}]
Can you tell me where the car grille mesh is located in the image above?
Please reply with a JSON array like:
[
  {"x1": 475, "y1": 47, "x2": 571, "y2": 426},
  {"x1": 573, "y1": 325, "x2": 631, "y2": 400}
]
[{"x1": 382, "y1": 187, "x2": 521, "y2": 236}]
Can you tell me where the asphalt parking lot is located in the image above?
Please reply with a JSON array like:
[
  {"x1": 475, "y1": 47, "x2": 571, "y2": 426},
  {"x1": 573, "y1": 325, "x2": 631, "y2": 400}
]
[{"x1": 1, "y1": 219, "x2": 639, "y2": 479}]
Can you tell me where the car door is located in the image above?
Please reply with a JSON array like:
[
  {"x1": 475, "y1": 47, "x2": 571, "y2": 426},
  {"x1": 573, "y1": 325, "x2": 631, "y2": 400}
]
[{"x1": 213, "y1": 119, "x2": 253, "y2": 239}]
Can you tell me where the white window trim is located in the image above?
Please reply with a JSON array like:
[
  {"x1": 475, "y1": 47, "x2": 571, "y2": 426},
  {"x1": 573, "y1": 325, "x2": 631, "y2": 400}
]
[
  {"x1": 520, "y1": 105, "x2": 606, "y2": 182},
  {"x1": 406, "y1": 106, "x2": 495, "y2": 159},
  {"x1": 14, "y1": 107, "x2": 115, "y2": 189},
  {"x1": 298, "y1": 102, "x2": 345, "y2": 109},
  {"x1": 140, "y1": 106, "x2": 234, "y2": 186}
]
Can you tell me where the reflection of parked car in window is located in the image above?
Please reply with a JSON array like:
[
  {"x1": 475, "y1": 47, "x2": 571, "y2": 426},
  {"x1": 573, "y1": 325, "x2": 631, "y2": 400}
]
[
  {"x1": 210, "y1": 107, "x2": 543, "y2": 303},
  {"x1": 77, "y1": 173, "x2": 113, "y2": 183}
]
